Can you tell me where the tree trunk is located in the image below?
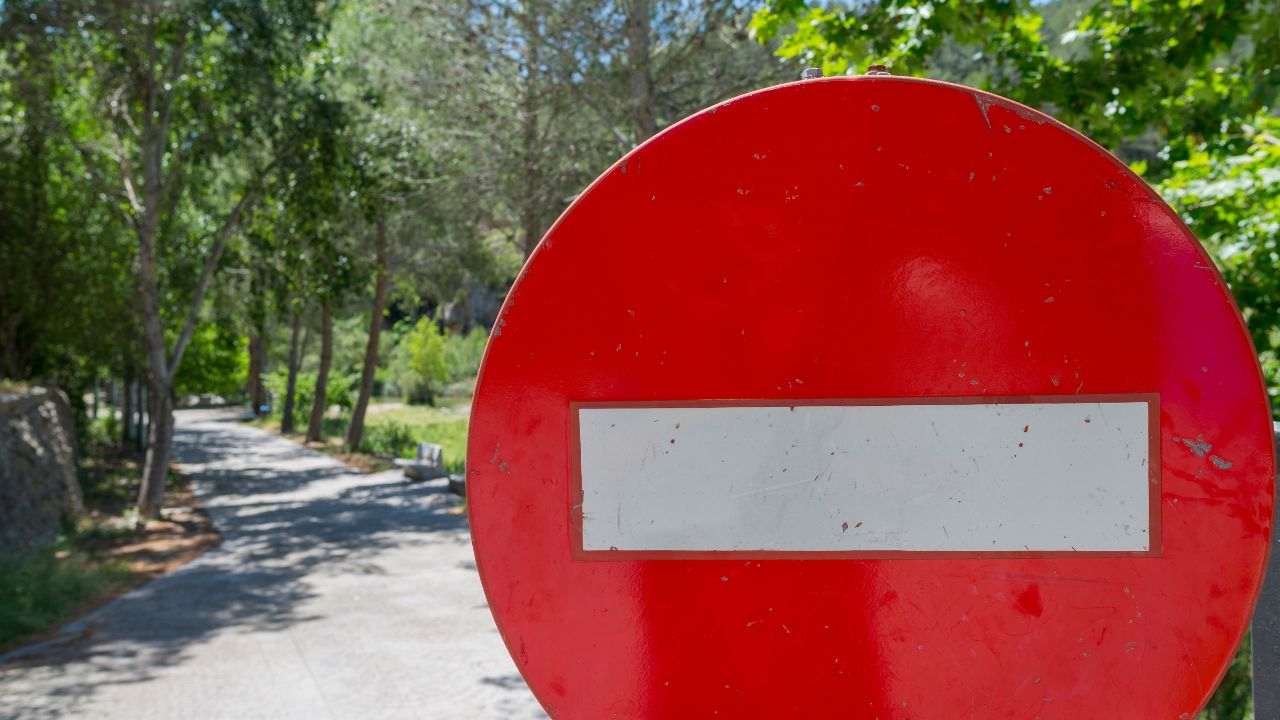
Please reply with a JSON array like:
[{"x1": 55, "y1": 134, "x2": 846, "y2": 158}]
[
  {"x1": 246, "y1": 331, "x2": 267, "y2": 415},
  {"x1": 346, "y1": 217, "x2": 390, "y2": 452},
  {"x1": 624, "y1": 0, "x2": 657, "y2": 142},
  {"x1": 280, "y1": 312, "x2": 302, "y2": 434},
  {"x1": 134, "y1": 380, "x2": 144, "y2": 453},
  {"x1": 134, "y1": 153, "x2": 173, "y2": 517},
  {"x1": 137, "y1": 381, "x2": 174, "y2": 519},
  {"x1": 305, "y1": 301, "x2": 333, "y2": 443},
  {"x1": 120, "y1": 366, "x2": 133, "y2": 450},
  {"x1": 519, "y1": 4, "x2": 543, "y2": 258}
]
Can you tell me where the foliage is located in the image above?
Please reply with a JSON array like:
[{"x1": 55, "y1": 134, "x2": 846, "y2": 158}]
[
  {"x1": 0, "y1": 541, "x2": 131, "y2": 649},
  {"x1": 172, "y1": 324, "x2": 248, "y2": 398},
  {"x1": 265, "y1": 368, "x2": 307, "y2": 431},
  {"x1": 359, "y1": 420, "x2": 418, "y2": 459},
  {"x1": 324, "y1": 371, "x2": 358, "y2": 412},
  {"x1": 389, "y1": 318, "x2": 449, "y2": 404},
  {"x1": 362, "y1": 406, "x2": 469, "y2": 473},
  {"x1": 0, "y1": 1, "x2": 137, "y2": 389},
  {"x1": 265, "y1": 367, "x2": 355, "y2": 430},
  {"x1": 444, "y1": 327, "x2": 489, "y2": 383},
  {"x1": 1202, "y1": 635, "x2": 1254, "y2": 720},
  {"x1": 83, "y1": 413, "x2": 121, "y2": 454},
  {"x1": 750, "y1": 1, "x2": 1277, "y2": 154}
]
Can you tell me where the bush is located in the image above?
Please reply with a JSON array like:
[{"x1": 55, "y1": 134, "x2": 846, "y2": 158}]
[
  {"x1": 172, "y1": 323, "x2": 247, "y2": 398},
  {"x1": 84, "y1": 413, "x2": 120, "y2": 452},
  {"x1": 360, "y1": 420, "x2": 417, "y2": 458},
  {"x1": 325, "y1": 371, "x2": 357, "y2": 411},
  {"x1": 0, "y1": 542, "x2": 130, "y2": 648},
  {"x1": 264, "y1": 368, "x2": 356, "y2": 429},
  {"x1": 265, "y1": 369, "x2": 313, "y2": 430},
  {"x1": 389, "y1": 318, "x2": 448, "y2": 405},
  {"x1": 444, "y1": 327, "x2": 488, "y2": 382}
]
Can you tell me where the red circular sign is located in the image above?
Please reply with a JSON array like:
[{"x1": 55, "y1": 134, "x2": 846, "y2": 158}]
[{"x1": 468, "y1": 77, "x2": 1275, "y2": 718}]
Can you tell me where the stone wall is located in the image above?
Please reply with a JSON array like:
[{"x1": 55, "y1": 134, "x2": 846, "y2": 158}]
[{"x1": 0, "y1": 386, "x2": 83, "y2": 557}]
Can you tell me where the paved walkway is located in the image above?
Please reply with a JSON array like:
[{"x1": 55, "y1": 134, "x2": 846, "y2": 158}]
[{"x1": 0, "y1": 409, "x2": 544, "y2": 720}]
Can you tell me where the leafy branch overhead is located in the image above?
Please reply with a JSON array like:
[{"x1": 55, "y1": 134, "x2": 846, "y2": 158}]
[{"x1": 751, "y1": 1, "x2": 1278, "y2": 151}]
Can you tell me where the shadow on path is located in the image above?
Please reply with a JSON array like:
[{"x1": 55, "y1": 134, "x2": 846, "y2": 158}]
[{"x1": 0, "y1": 409, "x2": 541, "y2": 720}]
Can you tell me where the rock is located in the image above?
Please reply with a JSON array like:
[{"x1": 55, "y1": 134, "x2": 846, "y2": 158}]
[
  {"x1": 394, "y1": 442, "x2": 448, "y2": 482},
  {"x1": 0, "y1": 386, "x2": 83, "y2": 557},
  {"x1": 447, "y1": 474, "x2": 466, "y2": 497}
]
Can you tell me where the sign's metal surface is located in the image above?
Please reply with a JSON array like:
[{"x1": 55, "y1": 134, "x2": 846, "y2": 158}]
[
  {"x1": 468, "y1": 76, "x2": 1276, "y2": 719},
  {"x1": 576, "y1": 397, "x2": 1155, "y2": 555}
]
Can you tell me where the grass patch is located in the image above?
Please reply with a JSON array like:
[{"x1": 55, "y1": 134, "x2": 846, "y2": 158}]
[
  {"x1": 363, "y1": 406, "x2": 468, "y2": 473},
  {"x1": 255, "y1": 386, "x2": 472, "y2": 475},
  {"x1": 0, "y1": 448, "x2": 218, "y2": 653},
  {"x1": 0, "y1": 541, "x2": 132, "y2": 649}
]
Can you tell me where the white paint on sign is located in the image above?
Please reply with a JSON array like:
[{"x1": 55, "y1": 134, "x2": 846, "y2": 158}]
[{"x1": 577, "y1": 400, "x2": 1153, "y2": 553}]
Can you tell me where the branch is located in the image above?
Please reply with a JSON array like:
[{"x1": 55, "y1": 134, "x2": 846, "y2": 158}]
[
  {"x1": 155, "y1": 29, "x2": 188, "y2": 145},
  {"x1": 118, "y1": 152, "x2": 145, "y2": 217},
  {"x1": 167, "y1": 164, "x2": 274, "y2": 376},
  {"x1": 66, "y1": 135, "x2": 141, "y2": 234},
  {"x1": 653, "y1": 0, "x2": 732, "y2": 79}
]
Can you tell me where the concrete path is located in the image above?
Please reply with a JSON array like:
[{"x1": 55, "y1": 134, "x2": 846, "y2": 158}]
[{"x1": 0, "y1": 409, "x2": 544, "y2": 720}]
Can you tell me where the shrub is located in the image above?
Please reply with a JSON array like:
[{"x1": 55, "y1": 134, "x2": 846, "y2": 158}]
[
  {"x1": 389, "y1": 318, "x2": 448, "y2": 405},
  {"x1": 0, "y1": 542, "x2": 130, "y2": 648},
  {"x1": 444, "y1": 327, "x2": 488, "y2": 382},
  {"x1": 84, "y1": 413, "x2": 120, "y2": 452},
  {"x1": 360, "y1": 420, "x2": 418, "y2": 458},
  {"x1": 263, "y1": 367, "x2": 356, "y2": 429},
  {"x1": 172, "y1": 323, "x2": 247, "y2": 398},
  {"x1": 265, "y1": 369, "x2": 313, "y2": 430},
  {"x1": 325, "y1": 371, "x2": 357, "y2": 411}
]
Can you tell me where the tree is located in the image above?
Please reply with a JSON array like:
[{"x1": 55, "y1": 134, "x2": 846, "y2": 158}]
[
  {"x1": 280, "y1": 311, "x2": 306, "y2": 434},
  {"x1": 389, "y1": 0, "x2": 793, "y2": 258},
  {"x1": 0, "y1": 1, "x2": 136, "y2": 398},
  {"x1": 345, "y1": 217, "x2": 390, "y2": 450},
  {"x1": 305, "y1": 300, "x2": 335, "y2": 443},
  {"x1": 392, "y1": 317, "x2": 449, "y2": 405},
  {"x1": 330, "y1": 87, "x2": 422, "y2": 452},
  {"x1": 59, "y1": 1, "x2": 337, "y2": 517}
]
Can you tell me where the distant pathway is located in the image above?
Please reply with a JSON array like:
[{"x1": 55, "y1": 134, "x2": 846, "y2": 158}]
[{"x1": 0, "y1": 408, "x2": 543, "y2": 720}]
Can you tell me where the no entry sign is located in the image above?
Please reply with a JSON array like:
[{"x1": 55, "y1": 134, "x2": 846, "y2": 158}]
[{"x1": 468, "y1": 76, "x2": 1276, "y2": 718}]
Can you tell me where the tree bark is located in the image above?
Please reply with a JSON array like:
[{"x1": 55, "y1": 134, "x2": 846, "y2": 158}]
[
  {"x1": 246, "y1": 330, "x2": 267, "y2": 415},
  {"x1": 134, "y1": 379, "x2": 144, "y2": 453},
  {"x1": 134, "y1": 121, "x2": 173, "y2": 517},
  {"x1": 519, "y1": 4, "x2": 543, "y2": 258},
  {"x1": 305, "y1": 301, "x2": 333, "y2": 443},
  {"x1": 120, "y1": 366, "x2": 133, "y2": 450},
  {"x1": 346, "y1": 217, "x2": 390, "y2": 452},
  {"x1": 280, "y1": 311, "x2": 302, "y2": 434},
  {"x1": 130, "y1": 150, "x2": 262, "y2": 517},
  {"x1": 137, "y1": 381, "x2": 173, "y2": 518},
  {"x1": 624, "y1": 0, "x2": 657, "y2": 142}
]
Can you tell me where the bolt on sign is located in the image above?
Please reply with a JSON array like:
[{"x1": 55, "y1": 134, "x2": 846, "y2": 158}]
[{"x1": 468, "y1": 76, "x2": 1276, "y2": 718}]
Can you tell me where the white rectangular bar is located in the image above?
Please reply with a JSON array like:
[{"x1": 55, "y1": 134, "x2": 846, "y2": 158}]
[{"x1": 577, "y1": 400, "x2": 1153, "y2": 553}]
